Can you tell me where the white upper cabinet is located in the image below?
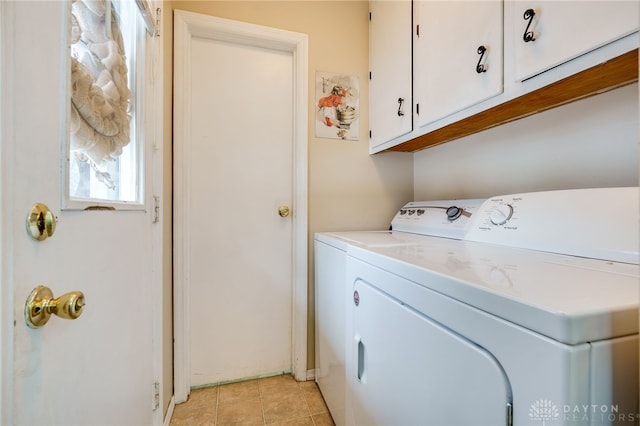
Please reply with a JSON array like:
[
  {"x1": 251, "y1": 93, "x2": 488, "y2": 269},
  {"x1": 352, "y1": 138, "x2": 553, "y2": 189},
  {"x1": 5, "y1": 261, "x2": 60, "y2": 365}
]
[
  {"x1": 368, "y1": 0, "x2": 639, "y2": 153},
  {"x1": 369, "y1": 0, "x2": 413, "y2": 150},
  {"x1": 415, "y1": 1, "x2": 504, "y2": 127},
  {"x1": 513, "y1": 1, "x2": 640, "y2": 81}
]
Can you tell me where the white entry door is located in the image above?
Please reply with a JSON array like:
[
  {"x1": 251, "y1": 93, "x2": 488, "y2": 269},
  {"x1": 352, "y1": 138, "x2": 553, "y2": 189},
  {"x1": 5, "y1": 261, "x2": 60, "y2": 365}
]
[
  {"x1": 0, "y1": 2, "x2": 161, "y2": 425},
  {"x1": 173, "y1": 11, "x2": 308, "y2": 399}
]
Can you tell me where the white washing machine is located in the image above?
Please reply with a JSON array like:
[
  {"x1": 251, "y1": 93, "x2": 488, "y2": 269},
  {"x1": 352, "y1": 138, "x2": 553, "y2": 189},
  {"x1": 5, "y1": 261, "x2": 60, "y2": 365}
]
[
  {"x1": 316, "y1": 188, "x2": 639, "y2": 426},
  {"x1": 315, "y1": 198, "x2": 486, "y2": 426}
]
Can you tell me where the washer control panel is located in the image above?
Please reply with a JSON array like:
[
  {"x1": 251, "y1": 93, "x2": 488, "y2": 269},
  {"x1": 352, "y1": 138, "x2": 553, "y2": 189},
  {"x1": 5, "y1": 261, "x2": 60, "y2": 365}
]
[
  {"x1": 391, "y1": 199, "x2": 486, "y2": 239},
  {"x1": 465, "y1": 188, "x2": 639, "y2": 264}
]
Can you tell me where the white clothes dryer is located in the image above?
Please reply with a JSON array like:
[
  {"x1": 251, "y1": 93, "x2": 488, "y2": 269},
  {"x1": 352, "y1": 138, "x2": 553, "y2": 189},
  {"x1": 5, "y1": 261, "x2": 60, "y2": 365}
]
[{"x1": 315, "y1": 188, "x2": 639, "y2": 426}]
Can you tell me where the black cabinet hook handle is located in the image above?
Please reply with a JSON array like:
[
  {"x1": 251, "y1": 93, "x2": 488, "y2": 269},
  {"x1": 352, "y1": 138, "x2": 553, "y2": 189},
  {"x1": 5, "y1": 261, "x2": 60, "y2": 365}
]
[
  {"x1": 397, "y1": 98, "x2": 405, "y2": 116},
  {"x1": 476, "y1": 45, "x2": 487, "y2": 73},
  {"x1": 523, "y1": 8, "x2": 536, "y2": 42}
]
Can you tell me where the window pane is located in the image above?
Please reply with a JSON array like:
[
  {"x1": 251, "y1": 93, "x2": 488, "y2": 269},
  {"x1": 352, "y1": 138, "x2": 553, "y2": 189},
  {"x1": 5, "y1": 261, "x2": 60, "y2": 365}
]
[{"x1": 68, "y1": 0, "x2": 143, "y2": 205}]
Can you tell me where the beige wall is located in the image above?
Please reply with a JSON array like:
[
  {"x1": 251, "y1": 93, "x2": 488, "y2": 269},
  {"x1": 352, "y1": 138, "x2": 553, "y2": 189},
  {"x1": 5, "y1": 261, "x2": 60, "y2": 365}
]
[
  {"x1": 168, "y1": 0, "x2": 413, "y2": 383},
  {"x1": 413, "y1": 84, "x2": 639, "y2": 199}
]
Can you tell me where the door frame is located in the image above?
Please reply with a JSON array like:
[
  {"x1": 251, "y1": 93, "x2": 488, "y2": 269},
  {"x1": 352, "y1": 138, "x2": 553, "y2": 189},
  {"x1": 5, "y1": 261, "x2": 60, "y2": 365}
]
[{"x1": 172, "y1": 10, "x2": 309, "y2": 403}]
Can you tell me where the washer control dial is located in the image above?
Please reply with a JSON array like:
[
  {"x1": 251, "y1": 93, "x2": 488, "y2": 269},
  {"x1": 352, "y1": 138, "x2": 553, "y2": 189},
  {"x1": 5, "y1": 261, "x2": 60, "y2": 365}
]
[
  {"x1": 490, "y1": 204, "x2": 514, "y2": 225},
  {"x1": 446, "y1": 206, "x2": 463, "y2": 221}
]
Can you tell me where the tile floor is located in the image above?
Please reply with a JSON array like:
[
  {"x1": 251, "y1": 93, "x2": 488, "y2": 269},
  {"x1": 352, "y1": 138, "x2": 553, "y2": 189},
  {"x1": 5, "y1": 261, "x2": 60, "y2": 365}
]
[{"x1": 170, "y1": 374, "x2": 335, "y2": 426}]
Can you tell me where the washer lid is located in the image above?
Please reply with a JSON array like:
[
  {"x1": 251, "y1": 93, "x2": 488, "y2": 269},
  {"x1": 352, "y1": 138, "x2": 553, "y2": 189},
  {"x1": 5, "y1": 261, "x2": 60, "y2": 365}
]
[
  {"x1": 348, "y1": 236, "x2": 638, "y2": 345},
  {"x1": 315, "y1": 231, "x2": 428, "y2": 250}
]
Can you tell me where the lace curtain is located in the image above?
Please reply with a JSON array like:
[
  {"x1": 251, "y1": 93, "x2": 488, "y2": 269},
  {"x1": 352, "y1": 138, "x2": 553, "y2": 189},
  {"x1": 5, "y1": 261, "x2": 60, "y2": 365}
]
[{"x1": 70, "y1": 0, "x2": 130, "y2": 164}]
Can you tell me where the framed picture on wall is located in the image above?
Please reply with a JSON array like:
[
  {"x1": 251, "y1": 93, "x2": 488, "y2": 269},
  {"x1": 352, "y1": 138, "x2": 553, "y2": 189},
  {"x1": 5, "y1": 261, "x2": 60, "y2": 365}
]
[{"x1": 315, "y1": 71, "x2": 359, "y2": 141}]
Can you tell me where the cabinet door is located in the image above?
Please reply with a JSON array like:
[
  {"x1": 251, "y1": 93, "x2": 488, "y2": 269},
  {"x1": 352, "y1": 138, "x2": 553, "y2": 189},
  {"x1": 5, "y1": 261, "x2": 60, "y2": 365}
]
[
  {"x1": 350, "y1": 279, "x2": 511, "y2": 426},
  {"x1": 513, "y1": 1, "x2": 639, "y2": 81},
  {"x1": 369, "y1": 0, "x2": 413, "y2": 149},
  {"x1": 415, "y1": 1, "x2": 503, "y2": 127}
]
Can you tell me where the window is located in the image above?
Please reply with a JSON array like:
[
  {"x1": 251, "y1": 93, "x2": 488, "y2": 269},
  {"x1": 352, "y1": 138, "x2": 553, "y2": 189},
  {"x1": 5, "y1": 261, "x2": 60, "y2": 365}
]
[{"x1": 66, "y1": 0, "x2": 155, "y2": 208}]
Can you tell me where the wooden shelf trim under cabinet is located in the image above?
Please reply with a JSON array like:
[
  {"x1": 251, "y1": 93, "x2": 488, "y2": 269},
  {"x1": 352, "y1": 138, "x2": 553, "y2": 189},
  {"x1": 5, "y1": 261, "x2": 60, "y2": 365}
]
[{"x1": 386, "y1": 49, "x2": 638, "y2": 153}]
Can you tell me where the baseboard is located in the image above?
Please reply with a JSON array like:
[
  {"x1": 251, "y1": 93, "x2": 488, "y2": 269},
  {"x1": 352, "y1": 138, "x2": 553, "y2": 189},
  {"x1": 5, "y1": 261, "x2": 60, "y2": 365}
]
[
  {"x1": 163, "y1": 396, "x2": 175, "y2": 426},
  {"x1": 306, "y1": 369, "x2": 315, "y2": 381}
]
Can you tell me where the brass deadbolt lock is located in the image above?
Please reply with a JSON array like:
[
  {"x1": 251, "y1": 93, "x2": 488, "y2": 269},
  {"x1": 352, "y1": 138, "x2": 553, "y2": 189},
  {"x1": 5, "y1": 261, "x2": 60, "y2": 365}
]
[{"x1": 26, "y1": 203, "x2": 57, "y2": 241}]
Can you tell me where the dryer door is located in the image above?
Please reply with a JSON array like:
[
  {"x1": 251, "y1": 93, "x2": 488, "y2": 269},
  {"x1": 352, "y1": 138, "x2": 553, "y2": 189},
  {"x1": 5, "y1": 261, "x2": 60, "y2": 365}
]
[{"x1": 351, "y1": 279, "x2": 512, "y2": 426}]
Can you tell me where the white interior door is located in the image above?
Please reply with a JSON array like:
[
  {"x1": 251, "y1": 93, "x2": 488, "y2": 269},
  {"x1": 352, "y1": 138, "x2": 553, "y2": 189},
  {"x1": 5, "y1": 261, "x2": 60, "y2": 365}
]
[
  {"x1": 189, "y1": 37, "x2": 293, "y2": 386},
  {"x1": 173, "y1": 11, "x2": 308, "y2": 399},
  {"x1": 1, "y1": 2, "x2": 160, "y2": 424}
]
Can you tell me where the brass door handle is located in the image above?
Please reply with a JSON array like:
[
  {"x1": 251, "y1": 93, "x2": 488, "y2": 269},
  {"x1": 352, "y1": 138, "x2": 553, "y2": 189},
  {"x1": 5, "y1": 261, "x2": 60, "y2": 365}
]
[
  {"x1": 25, "y1": 286, "x2": 86, "y2": 328},
  {"x1": 278, "y1": 206, "x2": 290, "y2": 217}
]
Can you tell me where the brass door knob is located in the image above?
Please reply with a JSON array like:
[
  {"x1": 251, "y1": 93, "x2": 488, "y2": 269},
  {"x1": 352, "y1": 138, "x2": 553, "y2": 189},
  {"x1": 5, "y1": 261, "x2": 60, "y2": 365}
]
[
  {"x1": 25, "y1": 286, "x2": 86, "y2": 328},
  {"x1": 278, "y1": 206, "x2": 290, "y2": 217}
]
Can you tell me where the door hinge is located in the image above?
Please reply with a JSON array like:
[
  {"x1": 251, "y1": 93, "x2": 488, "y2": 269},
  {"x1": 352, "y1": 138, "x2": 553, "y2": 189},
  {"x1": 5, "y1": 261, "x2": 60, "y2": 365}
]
[
  {"x1": 152, "y1": 381, "x2": 160, "y2": 410},
  {"x1": 416, "y1": 103, "x2": 420, "y2": 115},
  {"x1": 369, "y1": 71, "x2": 372, "y2": 80},
  {"x1": 506, "y1": 402, "x2": 513, "y2": 426},
  {"x1": 416, "y1": 24, "x2": 420, "y2": 37},
  {"x1": 153, "y1": 196, "x2": 160, "y2": 223},
  {"x1": 155, "y1": 7, "x2": 162, "y2": 37},
  {"x1": 369, "y1": 11, "x2": 371, "y2": 21}
]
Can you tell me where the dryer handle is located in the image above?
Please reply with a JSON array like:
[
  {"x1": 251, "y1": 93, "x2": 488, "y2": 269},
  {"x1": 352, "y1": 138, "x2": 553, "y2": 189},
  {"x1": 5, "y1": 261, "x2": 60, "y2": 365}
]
[{"x1": 355, "y1": 335, "x2": 365, "y2": 382}]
